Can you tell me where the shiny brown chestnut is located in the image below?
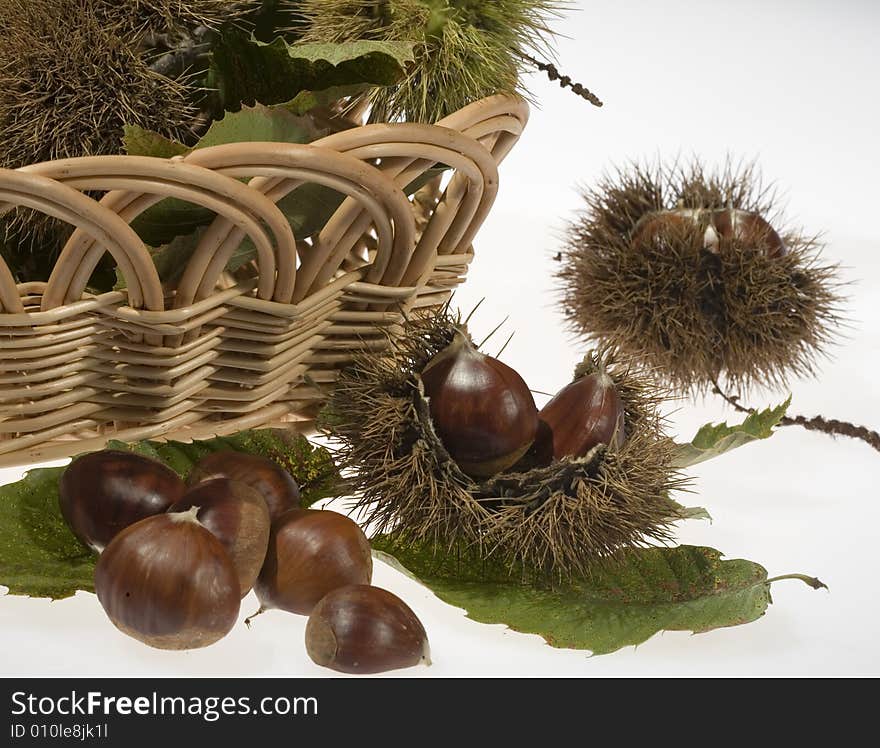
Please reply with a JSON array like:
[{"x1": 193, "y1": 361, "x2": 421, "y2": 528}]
[
  {"x1": 60, "y1": 450, "x2": 185, "y2": 552},
  {"x1": 709, "y1": 208, "x2": 787, "y2": 258},
  {"x1": 94, "y1": 508, "x2": 240, "y2": 650},
  {"x1": 168, "y1": 479, "x2": 271, "y2": 598},
  {"x1": 631, "y1": 209, "x2": 701, "y2": 246},
  {"x1": 305, "y1": 585, "x2": 431, "y2": 674},
  {"x1": 420, "y1": 330, "x2": 538, "y2": 478},
  {"x1": 633, "y1": 208, "x2": 786, "y2": 258},
  {"x1": 254, "y1": 509, "x2": 372, "y2": 616},
  {"x1": 539, "y1": 370, "x2": 625, "y2": 459},
  {"x1": 187, "y1": 452, "x2": 301, "y2": 520}
]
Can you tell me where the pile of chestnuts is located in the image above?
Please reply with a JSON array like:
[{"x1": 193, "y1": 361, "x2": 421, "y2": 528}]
[
  {"x1": 421, "y1": 328, "x2": 627, "y2": 478},
  {"x1": 59, "y1": 448, "x2": 430, "y2": 673}
]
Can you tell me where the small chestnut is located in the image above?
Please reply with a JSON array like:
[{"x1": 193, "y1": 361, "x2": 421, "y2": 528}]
[
  {"x1": 631, "y1": 209, "x2": 700, "y2": 246},
  {"x1": 254, "y1": 509, "x2": 372, "y2": 616},
  {"x1": 420, "y1": 330, "x2": 538, "y2": 477},
  {"x1": 632, "y1": 208, "x2": 786, "y2": 259},
  {"x1": 94, "y1": 507, "x2": 240, "y2": 650},
  {"x1": 168, "y1": 479, "x2": 271, "y2": 598},
  {"x1": 305, "y1": 585, "x2": 431, "y2": 674},
  {"x1": 60, "y1": 450, "x2": 185, "y2": 552},
  {"x1": 187, "y1": 452, "x2": 301, "y2": 520},
  {"x1": 709, "y1": 208, "x2": 787, "y2": 258},
  {"x1": 539, "y1": 370, "x2": 625, "y2": 459}
]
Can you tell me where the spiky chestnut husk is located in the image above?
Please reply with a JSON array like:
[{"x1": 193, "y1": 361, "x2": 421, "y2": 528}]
[
  {"x1": 319, "y1": 308, "x2": 688, "y2": 580},
  {"x1": 295, "y1": 0, "x2": 563, "y2": 123},
  {"x1": 124, "y1": 1, "x2": 260, "y2": 32},
  {"x1": 557, "y1": 159, "x2": 844, "y2": 395},
  {"x1": 0, "y1": 0, "x2": 211, "y2": 280}
]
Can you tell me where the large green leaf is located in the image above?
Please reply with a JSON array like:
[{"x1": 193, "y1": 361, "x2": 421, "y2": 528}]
[
  {"x1": 671, "y1": 397, "x2": 791, "y2": 468},
  {"x1": 210, "y1": 31, "x2": 415, "y2": 112},
  {"x1": 373, "y1": 536, "x2": 825, "y2": 655},
  {"x1": 124, "y1": 103, "x2": 328, "y2": 248},
  {"x1": 0, "y1": 430, "x2": 340, "y2": 600},
  {"x1": 0, "y1": 467, "x2": 95, "y2": 600}
]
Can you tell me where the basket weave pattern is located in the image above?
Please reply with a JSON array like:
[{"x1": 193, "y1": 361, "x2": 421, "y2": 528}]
[{"x1": 0, "y1": 96, "x2": 529, "y2": 467}]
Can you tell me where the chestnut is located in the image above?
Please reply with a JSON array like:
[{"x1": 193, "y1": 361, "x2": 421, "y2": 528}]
[
  {"x1": 168, "y1": 479, "x2": 271, "y2": 598},
  {"x1": 539, "y1": 370, "x2": 625, "y2": 459},
  {"x1": 631, "y1": 209, "x2": 701, "y2": 246},
  {"x1": 420, "y1": 330, "x2": 538, "y2": 477},
  {"x1": 187, "y1": 452, "x2": 301, "y2": 520},
  {"x1": 305, "y1": 585, "x2": 431, "y2": 674},
  {"x1": 254, "y1": 509, "x2": 372, "y2": 616},
  {"x1": 710, "y1": 208, "x2": 787, "y2": 258},
  {"x1": 60, "y1": 450, "x2": 185, "y2": 552},
  {"x1": 94, "y1": 508, "x2": 240, "y2": 650}
]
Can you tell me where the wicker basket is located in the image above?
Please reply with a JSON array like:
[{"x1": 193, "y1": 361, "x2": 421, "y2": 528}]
[{"x1": 0, "y1": 95, "x2": 529, "y2": 467}]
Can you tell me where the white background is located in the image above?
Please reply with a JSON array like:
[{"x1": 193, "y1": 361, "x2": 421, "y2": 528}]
[{"x1": 2, "y1": 0, "x2": 878, "y2": 677}]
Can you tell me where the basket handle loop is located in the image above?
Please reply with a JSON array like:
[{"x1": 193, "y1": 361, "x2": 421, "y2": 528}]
[
  {"x1": 0, "y1": 168, "x2": 161, "y2": 313},
  {"x1": 24, "y1": 156, "x2": 296, "y2": 308},
  {"x1": 311, "y1": 123, "x2": 500, "y2": 288},
  {"x1": 181, "y1": 143, "x2": 416, "y2": 306}
]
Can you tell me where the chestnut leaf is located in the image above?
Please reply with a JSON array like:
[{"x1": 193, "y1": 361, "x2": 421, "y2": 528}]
[
  {"x1": 0, "y1": 430, "x2": 340, "y2": 600},
  {"x1": 373, "y1": 536, "x2": 826, "y2": 656},
  {"x1": 0, "y1": 467, "x2": 95, "y2": 601},
  {"x1": 671, "y1": 397, "x2": 791, "y2": 468}
]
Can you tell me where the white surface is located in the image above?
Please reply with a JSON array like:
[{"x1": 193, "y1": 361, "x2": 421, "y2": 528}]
[{"x1": 2, "y1": 0, "x2": 879, "y2": 677}]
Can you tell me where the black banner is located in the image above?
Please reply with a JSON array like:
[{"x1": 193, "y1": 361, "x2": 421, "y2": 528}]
[{"x1": 0, "y1": 677, "x2": 852, "y2": 743}]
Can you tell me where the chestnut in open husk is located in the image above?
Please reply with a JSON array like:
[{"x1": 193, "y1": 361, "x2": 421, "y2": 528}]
[
  {"x1": 60, "y1": 450, "x2": 185, "y2": 552},
  {"x1": 254, "y1": 509, "x2": 372, "y2": 616},
  {"x1": 305, "y1": 585, "x2": 430, "y2": 674},
  {"x1": 168, "y1": 479, "x2": 271, "y2": 598},
  {"x1": 187, "y1": 452, "x2": 301, "y2": 520},
  {"x1": 94, "y1": 507, "x2": 240, "y2": 650},
  {"x1": 319, "y1": 308, "x2": 688, "y2": 578},
  {"x1": 539, "y1": 368, "x2": 625, "y2": 460},
  {"x1": 557, "y1": 158, "x2": 841, "y2": 394},
  {"x1": 632, "y1": 207, "x2": 787, "y2": 259},
  {"x1": 420, "y1": 329, "x2": 538, "y2": 477}
]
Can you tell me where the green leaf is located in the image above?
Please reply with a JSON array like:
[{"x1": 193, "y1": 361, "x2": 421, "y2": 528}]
[
  {"x1": 284, "y1": 84, "x2": 373, "y2": 116},
  {"x1": 671, "y1": 397, "x2": 791, "y2": 468},
  {"x1": 0, "y1": 429, "x2": 340, "y2": 600},
  {"x1": 124, "y1": 102, "x2": 329, "y2": 252},
  {"x1": 210, "y1": 31, "x2": 415, "y2": 112},
  {"x1": 122, "y1": 125, "x2": 188, "y2": 160},
  {"x1": 373, "y1": 536, "x2": 825, "y2": 655},
  {"x1": 0, "y1": 467, "x2": 95, "y2": 600}
]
